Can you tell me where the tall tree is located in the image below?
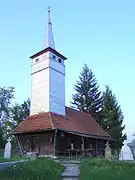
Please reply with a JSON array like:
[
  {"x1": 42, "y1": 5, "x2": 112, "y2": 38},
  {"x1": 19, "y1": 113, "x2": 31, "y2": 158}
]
[
  {"x1": 11, "y1": 98, "x2": 30, "y2": 127},
  {"x1": 0, "y1": 86, "x2": 14, "y2": 119},
  {"x1": 0, "y1": 86, "x2": 14, "y2": 147},
  {"x1": 71, "y1": 64, "x2": 102, "y2": 121},
  {"x1": 101, "y1": 85, "x2": 127, "y2": 150},
  {"x1": 0, "y1": 127, "x2": 5, "y2": 148}
]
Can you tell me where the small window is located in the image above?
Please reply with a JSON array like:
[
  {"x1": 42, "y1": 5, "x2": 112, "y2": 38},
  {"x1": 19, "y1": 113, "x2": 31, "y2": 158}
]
[
  {"x1": 35, "y1": 58, "x2": 39, "y2": 63},
  {"x1": 61, "y1": 132, "x2": 64, "y2": 137},
  {"x1": 53, "y1": 55, "x2": 56, "y2": 60},
  {"x1": 59, "y1": 58, "x2": 62, "y2": 63}
]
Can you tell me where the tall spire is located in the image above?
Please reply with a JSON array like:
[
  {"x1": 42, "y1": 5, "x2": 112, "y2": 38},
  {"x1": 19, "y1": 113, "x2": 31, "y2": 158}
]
[{"x1": 44, "y1": 6, "x2": 55, "y2": 49}]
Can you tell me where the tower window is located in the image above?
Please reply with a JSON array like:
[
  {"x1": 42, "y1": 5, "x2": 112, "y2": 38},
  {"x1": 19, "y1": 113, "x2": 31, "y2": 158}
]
[
  {"x1": 35, "y1": 58, "x2": 39, "y2": 63},
  {"x1": 53, "y1": 55, "x2": 56, "y2": 60},
  {"x1": 59, "y1": 58, "x2": 62, "y2": 63}
]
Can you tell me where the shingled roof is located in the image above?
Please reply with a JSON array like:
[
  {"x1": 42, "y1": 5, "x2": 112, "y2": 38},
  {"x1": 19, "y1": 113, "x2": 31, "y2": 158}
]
[{"x1": 11, "y1": 107, "x2": 109, "y2": 139}]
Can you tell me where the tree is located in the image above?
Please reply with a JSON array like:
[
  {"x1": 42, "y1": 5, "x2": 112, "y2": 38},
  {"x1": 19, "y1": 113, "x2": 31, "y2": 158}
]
[
  {"x1": 0, "y1": 86, "x2": 14, "y2": 119},
  {"x1": 0, "y1": 127, "x2": 5, "y2": 148},
  {"x1": 101, "y1": 85, "x2": 127, "y2": 150},
  {"x1": 11, "y1": 98, "x2": 30, "y2": 127},
  {"x1": 0, "y1": 86, "x2": 14, "y2": 147},
  {"x1": 71, "y1": 64, "x2": 102, "y2": 121},
  {"x1": 0, "y1": 86, "x2": 30, "y2": 149}
]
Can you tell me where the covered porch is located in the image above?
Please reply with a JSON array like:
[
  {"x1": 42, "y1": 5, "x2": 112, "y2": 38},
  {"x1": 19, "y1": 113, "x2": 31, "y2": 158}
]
[
  {"x1": 55, "y1": 130, "x2": 108, "y2": 157},
  {"x1": 15, "y1": 129, "x2": 110, "y2": 158}
]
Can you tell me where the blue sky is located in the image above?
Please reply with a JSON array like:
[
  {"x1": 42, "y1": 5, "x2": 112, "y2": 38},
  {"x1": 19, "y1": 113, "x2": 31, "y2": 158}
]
[{"x1": 0, "y1": 0, "x2": 135, "y2": 140}]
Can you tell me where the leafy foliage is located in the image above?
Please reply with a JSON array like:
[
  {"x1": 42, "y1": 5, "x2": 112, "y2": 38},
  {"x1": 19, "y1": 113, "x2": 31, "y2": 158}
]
[
  {"x1": 0, "y1": 86, "x2": 30, "y2": 148},
  {"x1": 0, "y1": 86, "x2": 14, "y2": 117},
  {"x1": 101, "y1": 85, "x2": 127, "y2": 149},
  {"x1": 11, "y1": 99, "x2": 30, "y2": 128},
  {"x1": 0, "y1": 87, "x2": 14, "y2": 147},
  {"x1": 72, "y1": 64, "x2": 102, "y2": 121}
]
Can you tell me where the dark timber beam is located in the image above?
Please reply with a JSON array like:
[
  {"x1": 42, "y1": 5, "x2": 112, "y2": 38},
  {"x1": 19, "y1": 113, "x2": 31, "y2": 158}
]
[
  {"x1": 53, "y1": 129, "x2": 57, "y2": 156},
  {"x1": 81, "y1": 136, "x2": 84, "y2": 157},
  {"x1": 16, "y1": 135, "x2": 23, "y2": 155}
]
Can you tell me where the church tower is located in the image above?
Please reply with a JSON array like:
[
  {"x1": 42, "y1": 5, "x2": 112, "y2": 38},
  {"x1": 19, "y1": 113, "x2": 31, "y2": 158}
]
[{"x1": 30, "y1": 8, "x2": 67, "y2": 116}]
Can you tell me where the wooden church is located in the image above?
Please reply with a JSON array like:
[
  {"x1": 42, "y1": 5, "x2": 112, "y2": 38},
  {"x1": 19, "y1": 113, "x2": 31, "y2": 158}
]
[{"x1": 11, "y1": 8, "x2": 113, "y2": 157}]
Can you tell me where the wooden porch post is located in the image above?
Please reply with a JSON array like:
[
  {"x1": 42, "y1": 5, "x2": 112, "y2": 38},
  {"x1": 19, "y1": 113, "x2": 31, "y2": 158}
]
[
  {"x1": 16, "y1": 135, "x2": 23, "y2": 155},
  {"x1": 81, "y1": 136, "x2": 84, "y2": 157},
  {"x1": 54, "y1": 129, "x2": 57, "y2": 156},
  {"x1": 95, "y1": 139, "x2": 98, "y2": 155},
  {"x1": 38, "y1": 135, "x2": 40, "y2": 154}
]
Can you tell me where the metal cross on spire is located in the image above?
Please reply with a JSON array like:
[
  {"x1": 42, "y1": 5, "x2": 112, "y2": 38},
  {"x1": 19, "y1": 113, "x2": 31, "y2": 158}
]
[
  {"x1": 44, "y1": 5, "x2": 55, "y2": 49},
  {"x1": 47, "y1": 5, "x2": 51, "y2": 12}
]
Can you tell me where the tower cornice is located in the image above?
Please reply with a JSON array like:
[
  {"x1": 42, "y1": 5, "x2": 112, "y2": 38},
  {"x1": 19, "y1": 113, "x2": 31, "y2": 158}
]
[{"x1": 30, "y1": 47, "x2": 67, "y2": 60}]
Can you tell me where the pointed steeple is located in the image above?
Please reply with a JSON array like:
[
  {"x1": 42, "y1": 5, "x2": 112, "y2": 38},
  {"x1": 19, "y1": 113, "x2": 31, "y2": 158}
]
[{"x1": 44, "y1": 7, "x2": 55, "y2": 49}]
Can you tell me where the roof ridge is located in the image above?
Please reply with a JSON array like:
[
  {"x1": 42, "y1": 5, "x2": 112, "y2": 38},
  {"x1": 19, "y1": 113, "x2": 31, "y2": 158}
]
[{"x1": 66, "y1": 106, "x2": 93, "y2": 116}]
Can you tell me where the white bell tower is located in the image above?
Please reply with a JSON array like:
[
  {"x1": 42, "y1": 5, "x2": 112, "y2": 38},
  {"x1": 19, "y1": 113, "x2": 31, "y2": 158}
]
[{"x1": 30, "y1": 8, "x2": 67, "y2": 116}]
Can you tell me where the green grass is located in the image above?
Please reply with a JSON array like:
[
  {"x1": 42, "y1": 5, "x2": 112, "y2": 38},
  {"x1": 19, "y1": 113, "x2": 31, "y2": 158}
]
[
  {"x1": 0, "y1": 156, "x2": 29, "y2": 163},
  {"x1": 0, "y1": 158, "x2": 64, "y2": 180},
  {"x1": 80, "y1": 158, "x2": 135, "y2": 180},
  {"x1": 0, "y1": 149, "x2": 4, "y2": 157}
]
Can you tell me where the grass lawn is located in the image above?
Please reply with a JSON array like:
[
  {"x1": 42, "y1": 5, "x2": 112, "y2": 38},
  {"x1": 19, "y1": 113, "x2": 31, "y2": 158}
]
[
  {"x1": 0, "y1": 156, "x2": 29, "y2": 163},
  {"x1": 0, "y1": 149, "x2": 4, "y2": 157},
  {"x1": 0, "y1": 158, "x2": 64, "y2": 180},
  {"x1": 80, "y1": 158, "x2": 135, "y2": 180}
]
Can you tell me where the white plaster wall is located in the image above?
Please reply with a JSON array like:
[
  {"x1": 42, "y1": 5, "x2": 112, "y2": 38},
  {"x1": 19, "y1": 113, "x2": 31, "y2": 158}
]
[
  {"x1": 50, "y1": 57, "x2": 65, "y2": 74},
  {"x1": 30, "y1": 50, "x2": 65, "y2": 116},
  {"x1": 32, "y1": 52, "x2": 49, "y2": 74},
  {"x1": 49, "y1": 51, "x2": 64, "y2": 65},
  {"x1": 49, "y1": 59, "x2": 65, "y2": 116},
  {"x1": 30, "y1": 68, "x2": 49, "y2": 115},
  {"x1": 30, "y1": 52, "x2": 50, "y2": 115}
]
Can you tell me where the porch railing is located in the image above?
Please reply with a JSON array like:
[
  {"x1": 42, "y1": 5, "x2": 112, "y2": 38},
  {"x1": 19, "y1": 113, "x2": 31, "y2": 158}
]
[{"x1": 56, "y1": 148, "x2": 105, "y2": 158}]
